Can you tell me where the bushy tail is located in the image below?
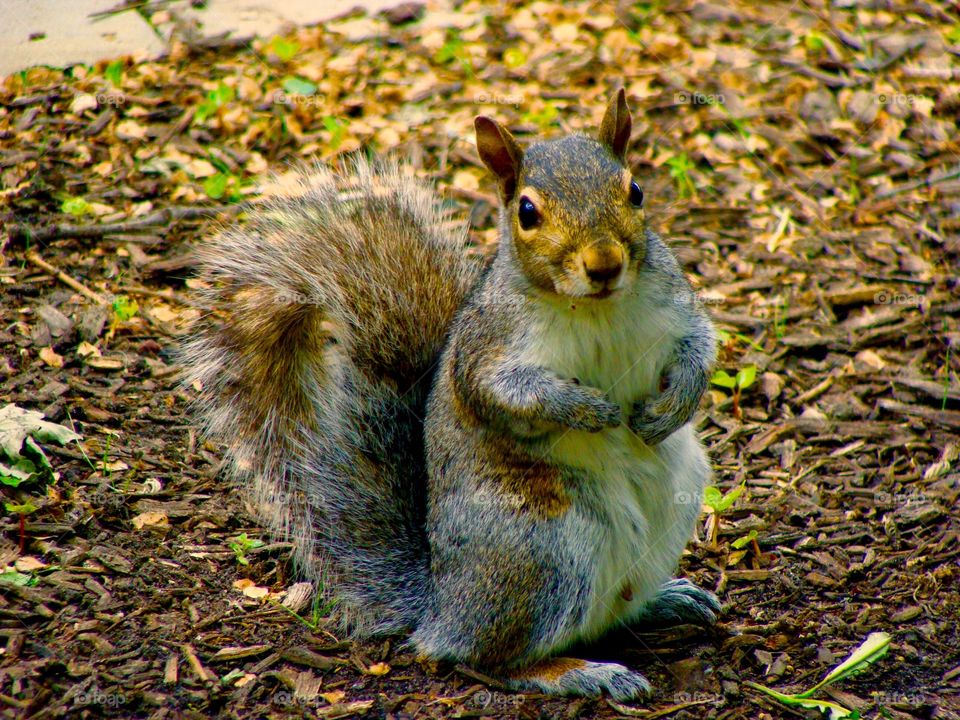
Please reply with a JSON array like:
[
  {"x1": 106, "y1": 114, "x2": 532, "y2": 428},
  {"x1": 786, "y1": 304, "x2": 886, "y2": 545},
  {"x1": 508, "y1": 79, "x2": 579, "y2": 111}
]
[{"x1": 180, "y1": 158, "x2": 483, "y2": 635}]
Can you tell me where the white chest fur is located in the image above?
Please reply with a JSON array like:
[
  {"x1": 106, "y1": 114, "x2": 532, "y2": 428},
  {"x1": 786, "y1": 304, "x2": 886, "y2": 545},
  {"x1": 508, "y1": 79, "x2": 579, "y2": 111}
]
[{"x1": 518, "y1": 290, "x2": 709, "y2": 638}]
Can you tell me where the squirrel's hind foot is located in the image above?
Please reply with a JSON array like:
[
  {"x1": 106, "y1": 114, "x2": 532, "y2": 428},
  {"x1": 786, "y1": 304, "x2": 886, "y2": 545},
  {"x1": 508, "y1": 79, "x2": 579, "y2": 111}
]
[
  {"x1": 504, "y1": 657, "x2": 651, "y2": 701},
  {"x1": 632, "y1": 578, "x2": 722, "y2": 629}
]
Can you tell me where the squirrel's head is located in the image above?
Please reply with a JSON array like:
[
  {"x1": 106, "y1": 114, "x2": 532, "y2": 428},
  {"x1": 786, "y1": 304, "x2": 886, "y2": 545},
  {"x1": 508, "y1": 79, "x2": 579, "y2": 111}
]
[{"x1": 476, "y1": 89, "x2": 646, "y2": 300}]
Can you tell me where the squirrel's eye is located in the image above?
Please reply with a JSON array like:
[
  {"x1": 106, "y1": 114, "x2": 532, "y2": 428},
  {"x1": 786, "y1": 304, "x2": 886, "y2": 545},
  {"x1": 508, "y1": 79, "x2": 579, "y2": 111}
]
[
  {"x1": 629, "y1": 180, "x2": 644, "y2": 208},
  {"x1": 518, "y1": 196, "x2": 540, "y2": 230}
]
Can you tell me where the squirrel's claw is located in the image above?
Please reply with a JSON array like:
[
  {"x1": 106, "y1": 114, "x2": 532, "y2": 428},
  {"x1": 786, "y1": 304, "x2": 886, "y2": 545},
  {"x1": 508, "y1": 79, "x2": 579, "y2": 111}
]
[{"x1": 632, "y1": 578, "x2": 722, "y2": 628}]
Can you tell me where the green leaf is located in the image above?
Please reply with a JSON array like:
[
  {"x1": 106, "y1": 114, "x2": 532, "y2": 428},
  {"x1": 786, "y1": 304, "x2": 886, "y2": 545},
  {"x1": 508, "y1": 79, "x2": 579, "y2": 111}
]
[
  {"x1": 744, "y1": 682, "x2": 857, "y2": 719},
  {"x1": 710, "y1": 370, "x2": 737, "y2": 389},
  {"x1": 24, "y1": 436, "x2": 51, "y2": 470},
  {"x1": 800, "y1": 632, "x2": 891, "y2": 698},
  {"x1": 0, "y1": 458, "x2": 36, "y2": 486},
  {"x1": 194, "y1": 82, "x2": 235, "y2": 123},
  {"x1": 5, "y1": 500, "x2": 38, "y2": 514},
  {"x1": 744, "y1": 633, "x2": 891, "y2": 719},
  {"x1": 62, "y1": 196, "x2": 93, "y2": 217},
  {"x1": 111, "y1": 295, "x2": 138, "y2": 322},
  {"x1": 104, "y1": 59, "x2": 123, "y2": 87},
  {"x1": 203, "y1": 173, "x2": 230, "y2": 200},
  {"x1": 947, "y1": 25, "x2": 960, "y2": 44},
  {"x1": 666, "y1": 152, "x2": 695, "y2": 177},
  {"x1": 0, "y1": 404, "x2": 81, "y2": 486},
  {"x1": 804, "y1": 32, "x2": 826, "y2": 52},
  {"x1": 321, "y1": 116, "x2": 347, "y2": 150},
  {"x1": 736, "y1": 365, "x2": 757, "y2": 390},
  {"x1": 434, "y1": 37, "x2": 464, "y2": 64},
  {"x1": 267, "y1": 36, "x2": 299, "y2": 62},
  {"x1": 503, "y1": 48, "x2": 527, "y2": 69},
  {"x1": 0, "y1": 570, "x2": 32, "y2": 586},
  {"x1": 281, "y1": 76, "x2": 317, "y2": 95},
  {"x1": 703, "y1": 483, "x2": 744, "y2": 513},
  {"x1": 522, "y1": 103, "x2": 559, "y2": 129},
  {"x1": 731, "y1": 529, "x2": 758, "y2": 549},
  {"x1": 702, "y1": 486, "x2": 722, "y2": 510}
]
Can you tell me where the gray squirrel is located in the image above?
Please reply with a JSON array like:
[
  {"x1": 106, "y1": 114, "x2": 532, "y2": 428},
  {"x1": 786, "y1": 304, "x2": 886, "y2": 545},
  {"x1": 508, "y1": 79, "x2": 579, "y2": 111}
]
[{"x1": 182, "y1": 89, "x2": 720, "y2": 700}]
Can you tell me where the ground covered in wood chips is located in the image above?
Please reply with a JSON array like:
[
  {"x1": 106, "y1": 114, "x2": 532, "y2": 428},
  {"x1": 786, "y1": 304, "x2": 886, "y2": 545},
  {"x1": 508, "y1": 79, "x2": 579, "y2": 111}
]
[{"x1": 1, "y1": 1, "x2": 959, "y2": 718}]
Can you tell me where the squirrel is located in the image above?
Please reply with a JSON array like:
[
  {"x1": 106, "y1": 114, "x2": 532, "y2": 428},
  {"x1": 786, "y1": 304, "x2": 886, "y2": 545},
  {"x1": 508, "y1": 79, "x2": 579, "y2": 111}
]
[{"x1": 182, "y1": 89, "x2": 720, "y2": 701}]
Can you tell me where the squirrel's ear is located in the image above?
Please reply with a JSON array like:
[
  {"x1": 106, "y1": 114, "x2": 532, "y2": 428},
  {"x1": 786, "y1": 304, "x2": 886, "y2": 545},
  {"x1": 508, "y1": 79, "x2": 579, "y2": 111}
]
[
  {"x1": 475, "y1": 116, "x2": 523, "y2": 204},
  {"x1": 598, "y1": 88, "x2": 632, "y2": 162}
]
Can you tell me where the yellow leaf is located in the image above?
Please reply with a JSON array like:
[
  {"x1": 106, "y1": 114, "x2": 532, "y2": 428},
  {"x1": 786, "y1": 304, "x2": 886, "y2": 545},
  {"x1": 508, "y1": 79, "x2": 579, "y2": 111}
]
[
  {"x1": 131, "y1": 511, "x2": 169, "y2": 530},
  {"x1": 552, "y1": 23, "x2": 580, "y2": 43},
  {"x1": 365, "y1": 662, "x2": 390, "y2": 676},
  {"x1": 185, "y1": 158, "x2": 217, "y2": 178},
  {"x1": 115, "y1": 120, "x2": 147, "y2": 141},
  {"x1": 242, "y1": 585, "x2": 269, "y2": 599},
  {"x1": 15, "y1": 556, "x2": 48, "y2": 572},
  {"x1": 76, "y1": 342, "x2": 101, "y2": 358},
  {"x1": 149, "y1": 304, "x2": 178, "y2": 323},
  {"x1": 39, "y1": 346, "x2": 64, "y2": 368}
]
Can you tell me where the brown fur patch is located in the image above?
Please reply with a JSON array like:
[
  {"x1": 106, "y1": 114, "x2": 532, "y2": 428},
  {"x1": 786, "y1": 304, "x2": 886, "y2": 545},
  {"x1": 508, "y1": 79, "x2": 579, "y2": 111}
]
[
  {"x1": 480, "y1": 435, "x2": 568, "y2": 518},
  {"x1": 510, "y1": 657, "x2": 588, "y2": 682},
  {"x1": 223, "y1": 285, "x2": 329, "y2": 439}
]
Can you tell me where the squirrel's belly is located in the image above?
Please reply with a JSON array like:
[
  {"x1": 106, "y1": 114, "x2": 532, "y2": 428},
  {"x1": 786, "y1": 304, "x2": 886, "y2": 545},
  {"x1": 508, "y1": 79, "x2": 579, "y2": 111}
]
[{"x1": 551, "y1": 426, "x2": 709, "y2": 639}]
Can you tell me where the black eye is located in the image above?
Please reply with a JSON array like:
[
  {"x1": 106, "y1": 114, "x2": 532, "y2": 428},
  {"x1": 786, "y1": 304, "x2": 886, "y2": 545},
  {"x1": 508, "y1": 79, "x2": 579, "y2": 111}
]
[
  {"x1": 629, "y1": 180, "x2": 644, "y2": 208},
  {"x1": 518, "y1": 196, "x2": 540, "y2": 230}
]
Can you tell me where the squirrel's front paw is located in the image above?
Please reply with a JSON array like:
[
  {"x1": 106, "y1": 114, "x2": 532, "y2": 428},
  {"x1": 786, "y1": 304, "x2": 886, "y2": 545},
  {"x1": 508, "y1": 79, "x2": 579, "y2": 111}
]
[
  {"x1": 566, "y1": 386, "x2": 622, "y2": 432},
  {"x1": 628, "y1": 400, "x2": 687, "y2": 445},
  {"x1": 628, "y1": 392, "x2": 692, "y2": 445}
]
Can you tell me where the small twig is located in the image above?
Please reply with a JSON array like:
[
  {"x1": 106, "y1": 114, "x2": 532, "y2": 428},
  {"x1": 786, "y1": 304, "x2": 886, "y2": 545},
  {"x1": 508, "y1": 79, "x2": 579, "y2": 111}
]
[
  {"x1": 607, "y1": 697, "x2": 716, "y2": 718},
  {"x1": 777, "y1": 58, "x2": 862, "y2": 88},
  {"x1": 181, "y1": 643, "x2": 214, "y2": 683},
  {"x1": 454, "y1": 664, "x2": 511, "y2": 691},
  {"x1": 143, "y1": 106, "x2": 197, "y2": 160},
  {"x1": 117, "y1": 284, "x2": 198, "y2": 305},
  {"x1": 873, "y1": 166, "x2": 960, "y2": 200},
  {"x1": 25, "y1": 250, "x2": 108, "y2": 305},
  {"x1": 9, "y1": 205, "x2": 237, "y2": 243}
]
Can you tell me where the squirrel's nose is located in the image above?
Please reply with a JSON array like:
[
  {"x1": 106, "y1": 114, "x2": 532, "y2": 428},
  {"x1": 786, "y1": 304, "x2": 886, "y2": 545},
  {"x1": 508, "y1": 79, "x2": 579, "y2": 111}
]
[{"x1": 582, "y1": 244, "x2": 624, "y2": 283}]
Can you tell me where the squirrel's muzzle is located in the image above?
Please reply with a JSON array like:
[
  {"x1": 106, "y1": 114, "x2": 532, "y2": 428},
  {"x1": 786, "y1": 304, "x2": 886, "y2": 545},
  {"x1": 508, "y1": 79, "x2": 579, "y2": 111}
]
[{"x1": 581, "y1": 243, "x2": 625, "y2": 284}]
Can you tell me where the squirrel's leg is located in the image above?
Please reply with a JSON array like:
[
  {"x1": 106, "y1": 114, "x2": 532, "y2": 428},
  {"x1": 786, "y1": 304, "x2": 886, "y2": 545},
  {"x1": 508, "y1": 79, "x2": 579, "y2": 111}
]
[
  {"x1": 413, "y1": 502, "x2": 650, "y2": 701},
  {"x1": 502, "y1": 657, "x2": 651, "y2": 701},
  {"x1": 461, "y1": 361, "x2": 622, "y2": 433},
  {"x1": 628, "y1": 311, "x2": 714, "y2": 445},
  {"x1": 630, "y1": 578, "x2": 721, "y2": 629}
]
